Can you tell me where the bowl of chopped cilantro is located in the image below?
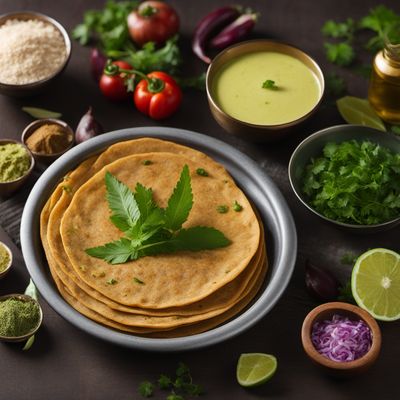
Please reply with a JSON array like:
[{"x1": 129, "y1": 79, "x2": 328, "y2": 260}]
[{"x1": 289, "y1": 124, "x2": 400, "y2": 232}]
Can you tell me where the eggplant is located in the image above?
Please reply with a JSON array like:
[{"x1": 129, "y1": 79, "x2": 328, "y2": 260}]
[
  {"x1": 210, "y1": 13, "x2": 258, "y2": 49},
  {"x1": 192, "y1": 6, "x2": 240, "y2": 64},
  {"x1": 305, "y1": 260, "x2": 340, "y2": 302},
  {"x1": 90, "y1": 48, "x2": 107, "y2": 82},
  {"x1": 75, "y1": 107, "x2": 104, "y2": 144}
]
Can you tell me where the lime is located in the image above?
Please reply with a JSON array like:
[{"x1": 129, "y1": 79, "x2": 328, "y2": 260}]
[
  {"x1": 236, "y1": 353, "x2": 277, "y2": 387},
  {"x1": 351, "y1": 248, "x2": 400, "y2": 321},
  {"x1": 336, "y1": 96, "x2": 386, "y2": 131}
]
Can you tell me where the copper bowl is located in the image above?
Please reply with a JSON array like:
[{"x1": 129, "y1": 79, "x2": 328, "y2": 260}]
[
  {"x1": 0, "y1": 294, "x2": 43, "y2": 342},
  {"x1": 206, "y1": 40, "x2": 325, "y2": 142},
  {"x1": 0, "y1": 139, "x2": 35, "y2": 197},
  {"x1": 0, "y1": 11, "x2": 71, "y2": 97},
  {"x1": 22, "y1": 118, "x2": 75, "y2": 165},
  {"x1": 0, "y1": 241, "x2": 13, "y2": 279},
  {"x1": 301, "y1": 302, "x2": 381, "y2": 376}
]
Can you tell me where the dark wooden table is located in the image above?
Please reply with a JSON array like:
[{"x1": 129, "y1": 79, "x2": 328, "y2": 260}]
[{"x1": 1, "y1": 1, "x2": 399, "y2": 399}]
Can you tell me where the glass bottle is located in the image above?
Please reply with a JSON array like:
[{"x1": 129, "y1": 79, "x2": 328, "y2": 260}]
[{"x1": 368, "y1": 43, "x2": 400, "y2": 124}]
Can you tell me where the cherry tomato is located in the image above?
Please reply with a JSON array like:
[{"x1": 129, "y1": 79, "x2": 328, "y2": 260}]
[
  {"x1": 134, "y1": 71, "x2": 182, "y2": 120},
  {"x1": 127, "y1": 1, "x2": 179, "y2": 46},
  {"x1": 99, "y1": 60, "x2": 133, "y2": 101}
]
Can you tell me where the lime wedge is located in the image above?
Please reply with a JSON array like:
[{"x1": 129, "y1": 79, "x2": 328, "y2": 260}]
[
  {"x1": 351, "y1": 248, "x2": 400, "y2": 321},
  {"x1": 236, "y1": 353, "x2": 277, "y2": 387},
  {"x1": 336, "y1": 96, "x2": 386, "y2": 131}
]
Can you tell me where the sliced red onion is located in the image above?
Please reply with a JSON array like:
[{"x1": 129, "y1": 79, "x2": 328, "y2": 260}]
[{"x1": 311, "y1": 314, "x2": 372, "y2": 362}]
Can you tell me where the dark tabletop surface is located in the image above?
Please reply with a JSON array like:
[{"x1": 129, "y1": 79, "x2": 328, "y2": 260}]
[{"x1": 1, "y1": 0, "x2": 399, "y2": 399}]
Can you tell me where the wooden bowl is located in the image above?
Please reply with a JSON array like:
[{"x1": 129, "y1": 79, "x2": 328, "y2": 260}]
[
  {"x1": 301, "y1": 302, "x2": 381, "y2": 376},
  {"x1": 22, "y1": 119, "x2": 74, "y2": 165},
  {"x1": 206, "y1": 39, "x2": 325, "y2": 142},
  {"x1": 0, "y1": 139, "x2": 35, "y2": 198}
]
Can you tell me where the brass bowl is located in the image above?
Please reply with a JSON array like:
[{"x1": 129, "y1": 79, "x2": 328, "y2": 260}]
[
  {"x1": 301, "y1": 302, "x2": 381, "y2": 376},
  {"x1": 0, "y1": 139, "x2": 35, "y2": 198},
  {"x1": 22, "y1": 118, "x2": 75, "y2": 165},
  {"x1": 0, "y1": 294, "x2": 43, "y2": 343},
  {"x1": 0, "y1": 241, "x2": 12, "y2": 279},
  {"x1": 0, "y1": 11, "x2": 71, "y2": 97},
  {"x1": 206, "y1": 39, "x2": 325, "y2": 142}
]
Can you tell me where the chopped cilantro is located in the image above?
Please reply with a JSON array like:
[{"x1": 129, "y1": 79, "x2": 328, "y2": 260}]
[
  {"x1": 196, "y1": 168, "x2": 208, "y2": 177},
  {"x1": 138, "y1": 381, "x2": 154, "y2": 398},
  {"x1": 106, "y1": 278, "x2": 118, "y2": 285},
  {"x1": 216, "y1": 205, "x2": 229, "y2": 214},
  {"x1": 143, "y1": 160, "x2": 152, "y2": 165},
  {"x1": 158, "y1": 374, "x2": 173, "y2": 390},
  {"x1": 302, "y1": 140, "x2": 400, "y2": 225},
  {"x1": 262, "y1": 79, "x2": 278, "y2": 90},
  {"x1": 134, "y1": 277, "x2": 145, "y2": 285},
  {"x1": 233, "y1": 201, "x2": 243, "y2": 212}
]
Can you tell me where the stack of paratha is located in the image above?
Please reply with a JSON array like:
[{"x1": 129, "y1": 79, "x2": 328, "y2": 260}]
[{"x1": 40, "y1": 138, "x2": 267, "y2": 337}]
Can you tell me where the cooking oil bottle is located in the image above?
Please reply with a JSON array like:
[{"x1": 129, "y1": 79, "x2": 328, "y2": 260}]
[{"x1": 368, "y1": 42, "x2": 400, "y2": 124}]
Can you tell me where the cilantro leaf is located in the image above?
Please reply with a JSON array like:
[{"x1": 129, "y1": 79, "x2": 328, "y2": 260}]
[
  {"x1": 176, "y1": 362, "x2": 189, "y2": 377},
  {"x1": 105, "y1": 171, "x2": 140, "y2": 232},
  {"x1": 322, "y1": 18, "x2": 355, "y2": 39},
  {"x1": 262, "y1": 79, "x2": 278, "y2": 90},
  {"x1": 360, "y1": 5, "x2": 400, "y2": 51},
  {"x1": 165, "y1": 165, "x2": 193, "y2": 231},
  {"x1": 138, "y1": 381, "x2": 154, "y2": 398},
  {"x1": 85, "y1": 238, "x2": 136, "y2": 264},
  {"x1": 172, "y1": 227, "x2": 231, "y2": 251},
  {"x1": 324, "y1": 42, "x2": 355, "y2": 66},
  {"x1": 158, "y1": 374, "x2": 173, "y2": 390}
]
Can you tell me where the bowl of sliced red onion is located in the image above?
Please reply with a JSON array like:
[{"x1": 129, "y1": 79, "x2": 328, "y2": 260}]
[{"x1": 301, "y1": 302, "x2": 381, "y2": 376}]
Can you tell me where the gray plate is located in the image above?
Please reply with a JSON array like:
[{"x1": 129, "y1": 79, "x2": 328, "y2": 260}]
[{"x1": 20, "y1": 127, "x2": 297, "y2": 352}]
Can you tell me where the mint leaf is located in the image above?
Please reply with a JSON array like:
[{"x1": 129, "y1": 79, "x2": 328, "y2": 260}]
[
  {"x1": 172, "y1": 227, "x2": 230, "y2": 251},
  {"x1": 85, "y1": 238, "x2": 136, "y2": 264},
  {"x1": 105, "y1": 171, "x2": 140, "y2": 232},
  {"x1": 165, "y1": 165, "x2": 193, "y2": 231}
]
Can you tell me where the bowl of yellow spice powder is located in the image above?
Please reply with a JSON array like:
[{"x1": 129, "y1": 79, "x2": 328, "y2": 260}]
[
  {"x1": 0, "y1": 294, "x2": 42, "y2": 342},
  {"x1": 0, "y1": 241, "x2": 12, "y2": 279},
  {"x1": 22, "y1": 119, "x2": 74, "y2": 164},
  {"x1": 0, "y1": 139, "x2": 34, "y2": 197}
]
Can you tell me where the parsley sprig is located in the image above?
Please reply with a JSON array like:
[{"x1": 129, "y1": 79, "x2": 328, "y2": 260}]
[
  {"x1": 85, "y1": 166, "x2": 230, "y2": 264},
  {"x1": 139, "y1": 362, "x2": 204, "y2": 399}
]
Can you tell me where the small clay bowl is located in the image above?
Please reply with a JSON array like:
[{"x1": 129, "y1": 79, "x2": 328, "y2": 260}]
[
  {"x1": 301, "y1": 302, "x2": 381, "y2": 376},
  {"x1": 0, "y1": 293, "x2": 43, "y2": 343},
  {"x1": 22, "y1": 118, "x2": 75, "y2": 165},
  {"x1": 206, "y1": 39, "x2": 325, "y2": 142},
  {"x1": 0, "y1": 139, "x2": 35, "y2": 197},
  {"x1": 0, "y1": 241, "x2": 13, "y2": 279}
]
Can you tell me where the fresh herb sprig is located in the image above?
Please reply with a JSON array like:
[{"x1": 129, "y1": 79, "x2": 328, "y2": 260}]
[
  {"x1": 85, "y1": 166, "x2": 230, "y2": 264},
  {"x1": 139, "y1": 362, "x2": 204, "y2": 399},
  {"x1": 262, "y1": 79, "x2": 278, "y2": 90},
  {"x1": 322, "y1": 5, "x2": 400, "y2": 67}
]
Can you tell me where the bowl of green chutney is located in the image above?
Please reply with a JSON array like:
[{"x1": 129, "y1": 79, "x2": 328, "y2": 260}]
[{"x1": 0, "y1": 139, "x2": 35, "y2": 197}]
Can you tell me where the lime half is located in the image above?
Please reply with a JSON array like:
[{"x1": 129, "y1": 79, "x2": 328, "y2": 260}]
[
  {"x1": 352, "y1": 248, "x2": 400, "y2": 321},
  {"x1": 336, "y1": 96, "x2": 386, "y2": 131},
  {"x1": 236, "y1": 353, "x2": 277, "y2": 387}
]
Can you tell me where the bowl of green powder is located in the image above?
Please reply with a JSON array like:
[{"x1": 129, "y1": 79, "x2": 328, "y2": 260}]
[
  {"x1": 0, "y1": 294, "x2": 42, "y2": 342},
  {"x1": 0, "y1": 139, "x2": 35, "y2": 197},
  {"x1": 0, "y1": 241, "x2": 12, "y2": 279}
]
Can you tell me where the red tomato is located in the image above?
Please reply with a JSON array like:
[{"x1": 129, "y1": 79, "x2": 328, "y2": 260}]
[
  {"x1": 127, "y1": 1, "x2": 179, "y2": 46},
  {"x1": 99, "y1": 60, "x2": 133, "y2": 101},
  {"x1": 134, "y1": 71, "x2": 182, "y2": 120}
]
